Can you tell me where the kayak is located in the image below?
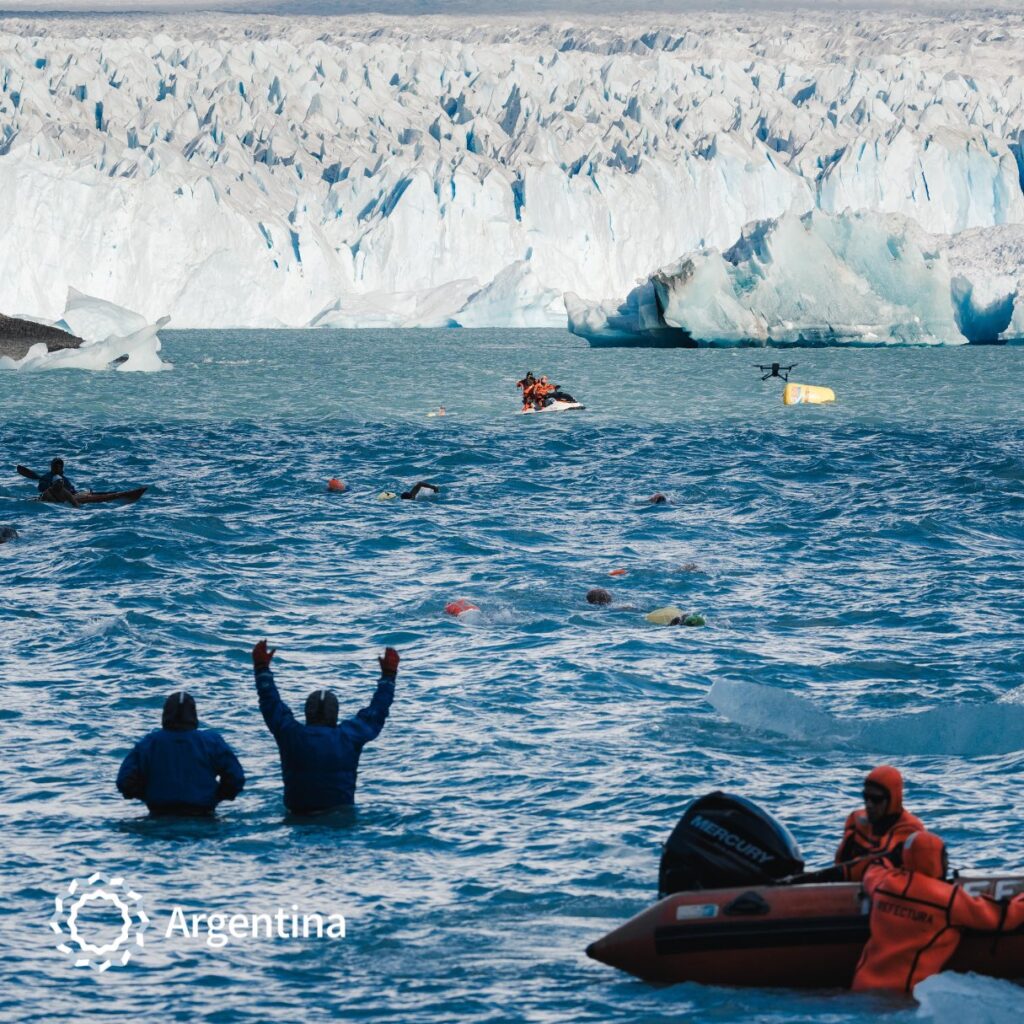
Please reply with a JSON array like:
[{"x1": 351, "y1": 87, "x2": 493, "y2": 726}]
[
  {"x1": 586, "y1": 875, "x2": 1024, "y2": 988},
  {"x1": 520, "y1": 400, "x2": 585, "y2": 414},
  {"x1": 41, "y1": 486, "x2": 147, "y2": 506}
]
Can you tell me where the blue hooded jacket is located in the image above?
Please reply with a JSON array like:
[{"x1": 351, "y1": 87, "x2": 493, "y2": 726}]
[
  {"x1": 255, "y1": 666, "x2": 394, "y2": 813},
  {"x1": 38, "y1": 470, "x2": 76, "y2": 494},
  {"x1": 117, "y1": 727, "x2": 245, "y2": 815}
]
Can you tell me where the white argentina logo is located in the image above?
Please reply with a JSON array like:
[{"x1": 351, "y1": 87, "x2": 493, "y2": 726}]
[{"x1": 50, "y1": 873, "x2": 149, "y2": 972}]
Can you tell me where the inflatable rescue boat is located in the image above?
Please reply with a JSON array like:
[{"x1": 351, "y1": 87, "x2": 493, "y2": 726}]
[{"x1": 587, "y1": 792, "x2": 1024, "y2": 988}]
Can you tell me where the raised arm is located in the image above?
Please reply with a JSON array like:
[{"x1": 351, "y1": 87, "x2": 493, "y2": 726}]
[
  {"x1": 338, "y1": 648, "x2": 399, "y2": 748},
  {"x1": 252, "y1": 640, "x2": 298, "y2": 738}
]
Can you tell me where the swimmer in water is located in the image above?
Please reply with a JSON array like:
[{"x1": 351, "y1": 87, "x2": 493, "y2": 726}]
[
  {"x1": 401, "y1": 481, "x2": 440, "y2": 500},
  {"x1": 646, "y1": 493, "x2": 667, "y2": 504}
]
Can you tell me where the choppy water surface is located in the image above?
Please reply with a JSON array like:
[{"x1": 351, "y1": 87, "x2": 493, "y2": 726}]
[{"x1": 1, "y1": 330, "x2": 1023, "y2": 1023}]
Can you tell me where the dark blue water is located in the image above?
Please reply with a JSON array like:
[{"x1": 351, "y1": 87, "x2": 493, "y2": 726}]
[{"x1": 1, "y1": 330, "x2": 1022, "y2": 1022}]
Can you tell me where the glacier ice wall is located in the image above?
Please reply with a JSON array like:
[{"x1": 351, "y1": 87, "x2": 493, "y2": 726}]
[{"x1": 0, "y1": 11, "x2": 1023, "y2": 328}]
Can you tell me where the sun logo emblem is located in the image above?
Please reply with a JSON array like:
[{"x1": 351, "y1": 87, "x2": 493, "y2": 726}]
[{"x1": 50, "y1": 873, "x2": 149, "y2": 971}]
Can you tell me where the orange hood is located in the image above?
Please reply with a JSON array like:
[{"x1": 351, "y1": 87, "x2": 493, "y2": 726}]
[
  {"x1": 866, "y1": 765, "x2": 904, "y2": 814},
  {"x1": 903, "y1": 831, "x2": 945, "y2": 879}
]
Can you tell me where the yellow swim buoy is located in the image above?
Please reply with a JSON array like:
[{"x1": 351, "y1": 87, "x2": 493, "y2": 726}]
[
  {"x1": 646, "y1": 606, "x2": 685, "y2": 625},
  {"x1": 783, "y1": 382, "x2": 835, "y2": 406}
]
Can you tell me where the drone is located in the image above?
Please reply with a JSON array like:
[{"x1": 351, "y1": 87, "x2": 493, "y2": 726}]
[{"x1": 755, "y1": 362, "x2": 797, "y2": 382}]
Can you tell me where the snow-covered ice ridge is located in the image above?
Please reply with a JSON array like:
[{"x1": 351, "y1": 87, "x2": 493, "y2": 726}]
[{"x1": 1, "y1": 11, "x2": 1023, "y2": 335}]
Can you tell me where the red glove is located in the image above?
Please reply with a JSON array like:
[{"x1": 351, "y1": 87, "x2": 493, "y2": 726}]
[
  {"x1": 378, "y1": 647, "x2": 399, "y2": 677},
  {"x1": 252, "y1": 640, "x2": 276, "y2": 671}
]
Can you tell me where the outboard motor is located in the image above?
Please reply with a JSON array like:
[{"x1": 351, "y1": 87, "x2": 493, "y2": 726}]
[{"x1": 658, "y1": 792, "x2": 804, "y2": 896}]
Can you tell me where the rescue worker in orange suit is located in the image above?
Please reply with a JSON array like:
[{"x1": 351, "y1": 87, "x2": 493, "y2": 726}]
[
  {"x1": 853, "y1": 830, "x2": 1024, "y2": 993},
  {"x1": 788, "y1": 766, "x2": 924, "y2": 884},
  {"x1": 834, "y1": 766, "x2": 924, "y2": 881},
  {"x1": 532, "y1": 375, "x2": 555, "y2": 410},
  {"x1": 516, "y1": 372, "x2": 537, "y2": 411}
]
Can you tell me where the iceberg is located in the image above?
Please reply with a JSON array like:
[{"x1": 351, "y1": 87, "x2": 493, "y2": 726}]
[
  {"x1": 0, "y1": 289, "x2": 169, "y2": 371},
  {"x1": 568, "y1": 209, "x2": 1024, "y2": 346},
  {"x1": 0, "y1": 317, "x2": 170, "y2": 372},
  {"x1": 54, "y1": 287, "x2": 150, "y2": 343}
]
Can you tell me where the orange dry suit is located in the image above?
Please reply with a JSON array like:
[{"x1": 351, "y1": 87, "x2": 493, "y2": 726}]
[
  {"x1": 517, "y1": 375, "x2": 537, "y2": 411},
  {"x1": 532, "y1": 378, "x2": 555, "y2": 408},
  {"x1": 835, "y1": 765, "x2": 924, "y2": 882},
  {"x1": 852, "y1": 831, "x2": 1024, "y2": 993}
]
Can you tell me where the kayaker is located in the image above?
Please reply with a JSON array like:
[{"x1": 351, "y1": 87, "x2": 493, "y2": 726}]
[
  {"x1": 853, "y1": 830, "x2": 1024, "y2": 993},
  {"x1": 36, "y1": 458, "x2": 81, "y2": 506},
  {"x1": 400, "y1": 481, "x2": 440, "y2": 500},
  {"x1": 252, "y1": 640, "x2": 397, "y2": 814},
  {"x1": 116, "y1": 691, "x2": 246, "y2": 816}
]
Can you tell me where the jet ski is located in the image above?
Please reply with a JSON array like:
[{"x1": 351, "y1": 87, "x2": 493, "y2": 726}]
[
  {"x1": 520, "y1": 389, "x2": 585, "y2": 414},
  {"x1": 586, "y1": 792, "x2": 1024, "y2": 988}
]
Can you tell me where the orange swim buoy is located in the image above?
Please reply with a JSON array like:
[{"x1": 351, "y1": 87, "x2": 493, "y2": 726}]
[
  {"x1": 327, "y1": 478, "x2": 346, "y2": 493},
  {"x1": 445, "y1": 599, "x2": 479, "y2": 617},
  {"x1": 609, "y1": 568, "x2": 627, "y2": 577}
]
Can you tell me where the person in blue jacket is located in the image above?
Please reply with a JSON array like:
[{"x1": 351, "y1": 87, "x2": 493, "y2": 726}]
[
  {"x1": 116, "y1": 690, "x2": 245, "y2": 816},
  {"x1": 252, "y1": 639, "x2": 397, "y2": 814},
  {"x1": 36, "y1": 458, "x2": 81, "y2": 505}
]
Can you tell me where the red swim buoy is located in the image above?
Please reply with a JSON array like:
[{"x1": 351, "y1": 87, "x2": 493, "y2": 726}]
[
  {"x1": 609, "y1": 568, "x2": 627, "y2": 577},
  {"x1": 327, "y1": 478, "x2": 346, "y2": 492},
  {"x1": 445, "y1": 599, "x2": 479, "y2": 617}
]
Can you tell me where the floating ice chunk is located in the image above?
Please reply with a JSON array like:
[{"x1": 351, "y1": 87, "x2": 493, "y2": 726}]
[
  {"x1": 452, "y1": 262, "x2": 565, "y2": 328},
  {"x1": 915, "y1": 972, "x2": 1024, "y2": 1023},
  {"x1": 54, "y1": 287, "x2": 149, "y2": 343},
  {"x1": 707, "y1": 679, "x2": 1024, "y2": 757},
  {"x1": 0, "y1": 317, "x2": 170, "y2": 372}
]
